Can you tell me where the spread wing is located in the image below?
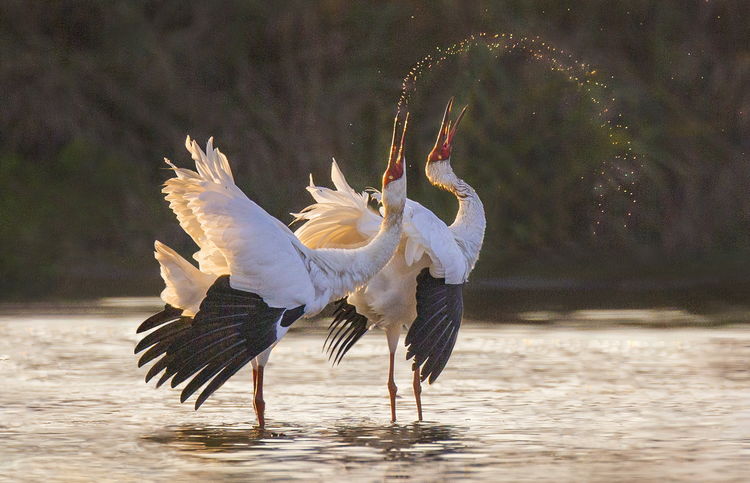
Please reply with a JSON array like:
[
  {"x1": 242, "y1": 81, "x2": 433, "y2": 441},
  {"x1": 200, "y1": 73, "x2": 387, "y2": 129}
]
[
  {"x1": 404, "y1": 268, "x2": 464, "y2": 384},
  {"x1": 162, "y1": 140, "x2": 229, "y2": 276},
  {"x1": 295, "y1": 160, "x2": 470, "y2": 372},
  {"x1": 294, "y1": 160, "x2": 469, "y2": 285},
  {"x1": 135, "y1": 277, "x2": 305, "y2": 409},
  {"x1": 293, "y1": 159, "x2": 382, "y2": 249},
  {"x1": 176, "y1": 137, "x2": 315, "y2": 309},
  {"x1": 402, "y1": 200, "x2": 469, "y2": 284}
]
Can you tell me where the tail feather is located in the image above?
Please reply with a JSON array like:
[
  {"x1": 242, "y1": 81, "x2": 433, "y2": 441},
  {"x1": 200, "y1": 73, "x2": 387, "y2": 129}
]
[{"x1": 154, "y1": 241, "x2": 215, "y2": 315}]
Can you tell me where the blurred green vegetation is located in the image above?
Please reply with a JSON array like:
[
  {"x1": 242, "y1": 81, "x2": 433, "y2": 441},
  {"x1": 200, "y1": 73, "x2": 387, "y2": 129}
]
[{"x1": 0, "y1": 0, "x2": 748, "y2": 298}]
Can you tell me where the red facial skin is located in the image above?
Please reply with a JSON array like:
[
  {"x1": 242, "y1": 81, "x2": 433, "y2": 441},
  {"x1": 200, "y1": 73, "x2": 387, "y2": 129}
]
[
  {"x1": 383, "y1": 159, "x2": 404, "y2": 185},
  {"x1": 427, "y1": 97, "x2": 467, "y2": 163},
  {"x1": 428, "y1": 140, "x2": 453, "y2": 163}
]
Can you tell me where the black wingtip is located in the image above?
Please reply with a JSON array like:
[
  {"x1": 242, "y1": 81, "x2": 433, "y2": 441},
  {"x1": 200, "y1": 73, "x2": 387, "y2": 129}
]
[
  {"x1": 137, "y1": 305, "x2": 182, "y2": 334},
  {"x1": 324, "y1": 299, "x2": 369, "y2": 365},
  {"x1": 156, "y1": 371, "x2": 171, "y2": 388},
  {"x1": 143, "y1": 276, "x2": 304, "y2": 409},
  {"x1": 134, "y1": 317, "x2": 191, "y2": 356},
  {"x1": 405, "y1": 268, "x2": 464, "y2": 384},
  {"x1": 193, "y1": 355, "x2": 252, "y2": 410}
]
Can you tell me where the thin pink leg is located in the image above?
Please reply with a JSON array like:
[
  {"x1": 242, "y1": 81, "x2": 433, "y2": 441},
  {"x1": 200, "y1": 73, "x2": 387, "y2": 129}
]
[
  {"x1": 413, "y1": 366, "x2": 423, "y2": 421},
  {"x1": 254, "y1": 366, "x2": 266, "y2": 428},
  {"x1": 388, "y1": 351, "x2": 398, "y2": 423}
]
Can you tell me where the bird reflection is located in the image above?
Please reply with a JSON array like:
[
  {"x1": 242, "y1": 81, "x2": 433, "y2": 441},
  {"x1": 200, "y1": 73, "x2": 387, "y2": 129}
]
[
  {"x1": 142, "y1": 424, "x2": 295, "y2": 454},
  {"x1": 333, "y1": 422, "x2": 464, "y2": 461},
  {"x1": 143, "y1": 421, "x2": 464, "y2": 463}
]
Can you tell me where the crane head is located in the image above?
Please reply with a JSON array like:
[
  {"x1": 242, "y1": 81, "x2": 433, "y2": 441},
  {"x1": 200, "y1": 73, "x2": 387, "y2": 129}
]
[
  {"x1": 383, "y1": 111, "x2": 409, "y2": 187},
  {"x1": 427, "y1": 97, "x2": 467, "y2": 163}
]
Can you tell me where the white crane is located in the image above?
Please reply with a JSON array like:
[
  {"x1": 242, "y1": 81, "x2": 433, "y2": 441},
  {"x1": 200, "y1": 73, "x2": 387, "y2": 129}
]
[
  {"x1": 293, "y1": 99, "x2": 485, "y2": 422},
  {"x1": 135, "y1": 113, "x2": 410, "y2": 428}
]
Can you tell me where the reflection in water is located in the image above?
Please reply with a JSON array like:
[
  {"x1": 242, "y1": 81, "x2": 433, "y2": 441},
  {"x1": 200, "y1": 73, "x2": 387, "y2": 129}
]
[
  {"x1": 144, "y1": 424, "x2": 290, "y2": 453},
  {"x1": 143, "y1": 421, "x2": 464, "y2": 464},
  {"x1": 332, "y1": 423, "x2": 463, "y2": 461},
  {"x1": 1, "y1": 305, "x2": 749, "y2": 481}
]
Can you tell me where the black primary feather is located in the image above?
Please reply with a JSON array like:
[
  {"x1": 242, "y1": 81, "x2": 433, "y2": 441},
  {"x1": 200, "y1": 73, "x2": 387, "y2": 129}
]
[
  {"x1": 405, "y1": 268, "x2": 464, "y2": 384},
  {"x1": 136, "y1": 304, "x2": 183, "y2": 333},
  {"x1": 134, "y1": 305, "x2": 192, "y2": 377},
  {"x1": 135, "y1": 276, "x2": 304, "y2": 408},
  {"x1": 134, "y1": 317, "x2": 191, "y2": 354},
  {"x1": 324, "y1": 298, "x2": 369, "y2": 365},
  {"x1": 136, "y1": 318, "x2": 192, "y2": 368}
]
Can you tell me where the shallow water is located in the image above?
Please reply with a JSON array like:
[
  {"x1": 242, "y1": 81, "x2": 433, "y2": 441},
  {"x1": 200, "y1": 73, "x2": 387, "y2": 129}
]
[{"x1": 1, "y1": 299, "x2": 749, "y2": 482}]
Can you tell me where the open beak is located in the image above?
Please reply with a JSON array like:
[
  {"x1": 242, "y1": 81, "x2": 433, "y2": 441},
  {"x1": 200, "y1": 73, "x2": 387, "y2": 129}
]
[
  {"x1": 433, "y1": 97, "x2": 454, "y2": 151},
  {"x1": 384, "y1": 111, "x2": 409, "y2": 184},
  {"x1": 428, "y1": 97, "x2": 468, "y2": 162},
  {"x1": 391, "y1": 111, "x2": 409, "y2": 165},
  {"x1": 446, "y1": 103, "x2": 467, "y2": 145}
]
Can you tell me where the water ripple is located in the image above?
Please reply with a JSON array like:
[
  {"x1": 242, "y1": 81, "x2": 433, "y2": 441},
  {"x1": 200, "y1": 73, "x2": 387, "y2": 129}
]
[{"x1": 0, "y1": 305, "x2": 748, "y2": 481}]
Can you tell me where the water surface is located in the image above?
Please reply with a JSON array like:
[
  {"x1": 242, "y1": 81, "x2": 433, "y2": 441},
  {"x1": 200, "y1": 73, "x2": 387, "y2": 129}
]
[{"x1": 1, "y1": 299, "x2": 748, "y2": 481}]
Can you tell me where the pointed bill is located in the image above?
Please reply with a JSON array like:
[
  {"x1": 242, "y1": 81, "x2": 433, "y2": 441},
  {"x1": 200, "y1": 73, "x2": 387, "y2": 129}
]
[
  {"x1": 428, "y1": 97, "x2": 468, "y2": 163},
  {"x1": 446, "y1": 104, "x2": 468, "y2": 145},
  {"x1": 384, "y1": 111, "x2": 409, "y2": 185}
]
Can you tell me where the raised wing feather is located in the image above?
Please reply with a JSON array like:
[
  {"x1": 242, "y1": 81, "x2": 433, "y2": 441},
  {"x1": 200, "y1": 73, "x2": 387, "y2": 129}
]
[
  {"x1": 178, "y1": 137, "x2": 315, "y2": 309},
  {"x1": 293, "y1": 160, "x2": 382, "y2": 249},
  {"x1": 162, "y1": 143, "x2": 229, "y2": 276},
  {"x1": 294, "y1": 160, "x2": 470, "y2": 284},
  {"x1": 402, "y1": 200, "x2": 469, "y2": 285}
]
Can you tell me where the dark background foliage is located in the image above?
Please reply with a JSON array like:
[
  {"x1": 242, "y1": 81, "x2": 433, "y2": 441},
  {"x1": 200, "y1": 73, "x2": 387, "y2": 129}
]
[{"x1": 1, "y1": 0, "x2": 748, "y2": 298}]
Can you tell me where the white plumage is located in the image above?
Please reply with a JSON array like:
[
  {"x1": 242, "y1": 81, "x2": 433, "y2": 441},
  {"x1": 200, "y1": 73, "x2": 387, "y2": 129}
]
[
  {"x1": 158, "y1": 135, "x2": 407, "y2": 315},
  {"x1": 296, "y1": 159, "x2": 470, "y2": 313},
  {"x1": 136, "y1": 114, "x2": 410, "y2": 427},
  {"x1": 293, "y1": 99, "x2": 485, "y2": 421}
]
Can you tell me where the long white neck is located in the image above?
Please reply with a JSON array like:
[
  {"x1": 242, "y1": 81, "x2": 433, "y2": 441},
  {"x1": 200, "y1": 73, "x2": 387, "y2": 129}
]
[
  {"x1": 342, "y1": 191, "x2": 404, "y2": 286},
  {"x1": 426, "y1": 160, "x2": 486, "y2": 269},
  {"x1": 309, "y1": 175, "x2": 405, "y2": 308}
]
